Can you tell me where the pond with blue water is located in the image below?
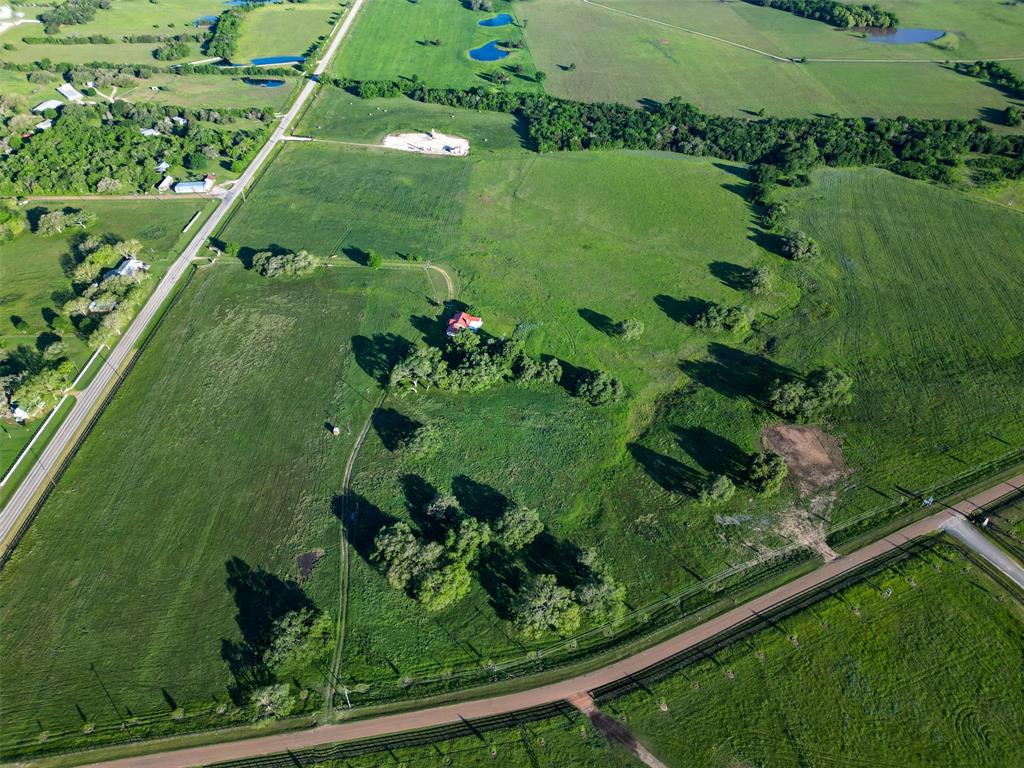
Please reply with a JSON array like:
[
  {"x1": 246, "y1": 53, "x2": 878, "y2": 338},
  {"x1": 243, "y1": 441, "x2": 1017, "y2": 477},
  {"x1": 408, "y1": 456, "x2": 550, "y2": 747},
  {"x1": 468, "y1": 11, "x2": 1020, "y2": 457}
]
[
  {"x1": 478, "y1": 13, "x2": 512, "y2": 27},
  {"x1": 468, "y1": 40, "x2": 508, "y2": 62},
  {"x1": 193, "y1": 15, "x2": 219, "y2": 26},
  {"x1": 250, "y1": 55, "x2": 306, "y2": 66},
  {"x1": 242, "y1": 78, "x2": 286, "y2": 87},
  {"x1": 867, "y1": 28, "x2": 944, "y2": 44}
]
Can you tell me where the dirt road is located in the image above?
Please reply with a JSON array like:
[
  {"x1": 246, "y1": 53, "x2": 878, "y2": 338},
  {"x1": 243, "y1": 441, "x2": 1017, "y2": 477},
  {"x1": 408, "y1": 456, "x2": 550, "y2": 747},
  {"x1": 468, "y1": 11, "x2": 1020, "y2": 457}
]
[{"x1": 82, "y1": 474, "x2": 1023, "y2": 768}]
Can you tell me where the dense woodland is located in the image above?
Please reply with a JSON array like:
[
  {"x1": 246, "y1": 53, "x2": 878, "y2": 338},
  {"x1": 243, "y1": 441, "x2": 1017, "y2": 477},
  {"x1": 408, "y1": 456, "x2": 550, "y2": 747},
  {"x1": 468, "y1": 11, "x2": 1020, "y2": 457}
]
[
  {"x1": 333, "y1": 79, "x2": 1024, "y2": 183},
  {"x1": 38, "y1": 0, "x2": 110, "y2": 34},
  {"x1": 0, "y1": 103, "x2": 270, "y2": 194},
  {"x1": 742, "y1": 0, "x2": 898, "y2": 28}
]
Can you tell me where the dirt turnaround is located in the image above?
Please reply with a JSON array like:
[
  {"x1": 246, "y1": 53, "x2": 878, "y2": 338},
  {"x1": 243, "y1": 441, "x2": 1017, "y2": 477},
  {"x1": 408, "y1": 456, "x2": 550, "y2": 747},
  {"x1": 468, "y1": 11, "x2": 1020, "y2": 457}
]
[{"x1": 763, "y1": 424, "x2": 849, "y2": 496}]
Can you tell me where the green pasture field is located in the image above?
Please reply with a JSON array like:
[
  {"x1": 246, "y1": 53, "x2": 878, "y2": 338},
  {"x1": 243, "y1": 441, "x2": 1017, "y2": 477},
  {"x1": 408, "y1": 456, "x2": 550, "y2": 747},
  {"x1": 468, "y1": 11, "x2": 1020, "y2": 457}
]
[
  {"x1": 332, "y1": 0, "x2": 541, "y2": 89},
  {"x1": 207, "y1": 133, "x2": 1024, "y2": 702},
  {"x1": 517, "y1": 0, "x2": 1024, "y2": 118},
  {"x1": 0, "y1": 197, "x2": 216, "y2": 475},
  {"x1": 297, "y1": 90, "x2": 531, "y2": 150},
  {"x1": 0, "y1": 262, "x2": 439, "y2": 758},
  {"x1": 118, "y1": 72, "x2": 301, "y2": 111},
  {"x1": 234, "y1": 0, "x2": 341, "y2": 64}
]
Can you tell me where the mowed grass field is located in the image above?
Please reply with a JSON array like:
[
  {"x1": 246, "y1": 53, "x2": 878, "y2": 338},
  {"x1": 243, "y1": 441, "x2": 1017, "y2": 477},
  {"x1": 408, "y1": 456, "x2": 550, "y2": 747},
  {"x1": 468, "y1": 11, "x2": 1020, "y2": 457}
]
[
  {"x1": 332, "y1": 0, "x2": 541, "y2": 88},
  {"x1": 517, "y1": 0, "x2": 1024, "y2": 118},
  {"x1": 0, "y1": 198, "x2": 216, "y2": 475},
  {"x1": 0, "y1": 262, "x2": 440, "y2": 757},
  {"x1": 234, "y1": 0, "x2": 340, "y2": 63},
  {"x1": 120, "y1": 73, "x2": 302, "y2": 111}
]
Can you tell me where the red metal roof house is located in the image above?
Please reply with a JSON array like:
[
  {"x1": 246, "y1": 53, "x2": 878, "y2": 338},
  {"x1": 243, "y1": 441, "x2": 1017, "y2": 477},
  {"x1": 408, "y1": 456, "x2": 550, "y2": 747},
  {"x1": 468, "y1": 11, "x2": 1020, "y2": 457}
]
[{"x1": 446, "y1": 311, "x2": 483, "y2": 337}]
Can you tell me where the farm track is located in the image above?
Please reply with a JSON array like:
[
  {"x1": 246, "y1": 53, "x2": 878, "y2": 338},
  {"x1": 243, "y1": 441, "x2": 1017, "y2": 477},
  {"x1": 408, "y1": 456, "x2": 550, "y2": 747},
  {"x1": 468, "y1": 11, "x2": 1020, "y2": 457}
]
[
  {"x1": 80, "y1": 475, "x2": 1024, "y2": 768},
  {"x1": 324, "y1": 263, "x2": 456, "y2": 713}
]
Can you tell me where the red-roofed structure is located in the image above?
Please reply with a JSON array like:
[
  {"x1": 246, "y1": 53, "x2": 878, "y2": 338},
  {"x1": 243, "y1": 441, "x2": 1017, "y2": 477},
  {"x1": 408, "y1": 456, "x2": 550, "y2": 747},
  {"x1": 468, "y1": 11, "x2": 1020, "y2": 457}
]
[{"x1": 446, "y1": 311, "x2": 483, "y2": 337}]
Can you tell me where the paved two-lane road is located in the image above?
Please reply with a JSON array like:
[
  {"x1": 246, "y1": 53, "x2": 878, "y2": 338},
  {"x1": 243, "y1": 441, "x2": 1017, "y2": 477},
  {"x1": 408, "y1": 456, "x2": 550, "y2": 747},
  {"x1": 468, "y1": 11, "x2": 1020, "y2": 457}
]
[{"x1": 0, "y1": 0, "x2": 366, "y2": 553}]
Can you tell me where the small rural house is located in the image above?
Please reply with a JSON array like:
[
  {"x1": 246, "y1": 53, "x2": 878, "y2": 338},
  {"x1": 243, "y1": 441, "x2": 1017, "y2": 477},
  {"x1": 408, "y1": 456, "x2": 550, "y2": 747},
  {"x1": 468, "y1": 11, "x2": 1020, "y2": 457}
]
[
  {"x1": 157, "y1": 175, "x2": 175, "y2": 192},
  {"x1": 173, "y1": 175, "x2": 215, "y2": 194},
  {"x1": 56, "y1": 82, "x2": 84, "y2": 102},
  {"x1": 446, "y1": 311, "x2": 483, "y2": 337},
  {"x1": 34, "y1": 119, "x2": 52, "y2": 132},
  {"x1": 102, "y1": 256, "x2": 150, "y2": 281},
  {"x1": 31, "y1": 99, "x2": 63, "y2": 114},
  {"x1": 155, "y1": 160, "x2": 170, "y2": 173},
  {"x1": 140, "y1": 127, "x2": 161, "y2": 138}
]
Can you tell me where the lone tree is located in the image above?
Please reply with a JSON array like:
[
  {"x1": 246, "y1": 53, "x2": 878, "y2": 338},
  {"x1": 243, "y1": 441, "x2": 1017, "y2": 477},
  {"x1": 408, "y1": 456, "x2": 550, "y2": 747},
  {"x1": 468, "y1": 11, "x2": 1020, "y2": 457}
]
[
  {"x1": 366, "y1": 249, "x2": 383, "y2": 269},
  {"x1": 694, "y1": 303, "x2": 749, "y2": 333},
  {"x1": 746, "y1": 451, "x2": 788, "y2": 495},
  {"x1": 512, "y1": 574, "x2": 582, "y2": 638},
  {"x1": 747, "y1": 265, "x2": 772, "y2": 294},
  {"x1": 614, "y1": 318, "x2": 645, "y2": 341},
  {"x1": 399, "y1": 421, "x2": 442, "y2": 457},
  {"x1": 575, "y1": 370, "x2": 624, "y2": 405},
  {"x1": 574, "y1": 549, "x2": 627, "y2": 623}
]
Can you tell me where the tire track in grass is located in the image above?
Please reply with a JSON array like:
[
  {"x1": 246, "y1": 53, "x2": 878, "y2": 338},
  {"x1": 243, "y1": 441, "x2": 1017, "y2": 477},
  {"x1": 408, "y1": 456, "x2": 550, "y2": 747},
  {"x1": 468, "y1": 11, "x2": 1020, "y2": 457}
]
[{"x1": 324, "y1": 265, "x2": 456, "y2": 714}]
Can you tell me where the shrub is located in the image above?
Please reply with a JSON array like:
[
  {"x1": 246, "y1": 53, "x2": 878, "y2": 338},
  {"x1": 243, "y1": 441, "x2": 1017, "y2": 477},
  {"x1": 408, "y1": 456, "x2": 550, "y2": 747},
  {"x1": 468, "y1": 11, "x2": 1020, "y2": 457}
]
[
  {"x1": 780, "y1": 229, "x2": 820, "y2": 261},
  {"x1": 251, "y1": 249, "x2": 318, "y2": 278},
  {"x1": 699, "y1": 474, "x2": 735, "y2": 505},
  {"x1": 575, "y1": 370, "x2": 624, "y2": 405},
  {"x1": 694, "y1": 303, "x2": 749, "y2": 333},
  {"x1": 366, "y1": 249, "x2": 383, "y2": 269},
  {"x1": 613, "y1": 318, "x2": 645, "y2": 341},
  {"x1": 746, "y1": 451, "x2": 788, "y2": 495},
  {"x1": 748, "y1": 265, "x2": 772, "y2": 294}
]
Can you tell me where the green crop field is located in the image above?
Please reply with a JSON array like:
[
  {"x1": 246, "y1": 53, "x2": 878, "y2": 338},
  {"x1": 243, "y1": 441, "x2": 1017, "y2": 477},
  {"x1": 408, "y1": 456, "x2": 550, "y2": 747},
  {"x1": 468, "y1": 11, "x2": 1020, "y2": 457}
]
[
  {"x1": 517, "y1": 0, "x2": 1024, "y2": 118},
  {"x1": 332, "y1": 0, "x2": 541, "y2": 88},
  {"x1": 0, "y1": 197, "x2": 216, "y2": 476},
  {"x1": 0, "y1": 262, "x2": 440, "y2": 757}
]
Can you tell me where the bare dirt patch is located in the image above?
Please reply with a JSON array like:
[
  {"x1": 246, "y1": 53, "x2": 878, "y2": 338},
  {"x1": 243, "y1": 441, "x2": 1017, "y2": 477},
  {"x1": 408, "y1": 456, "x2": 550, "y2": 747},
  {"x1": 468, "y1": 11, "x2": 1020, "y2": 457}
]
[
  {"x1": 778, "y1": 493, "x2": 839, "y2": 562},
  {"x1": 381, "y1": 130, "x2": 469, "y2": 156},
  {"x1": 297, "y1": 548, "x2": 326, "y2": 580},
  {"x1": 763, "y1": 424, "x2": 849, "y2": 496}
]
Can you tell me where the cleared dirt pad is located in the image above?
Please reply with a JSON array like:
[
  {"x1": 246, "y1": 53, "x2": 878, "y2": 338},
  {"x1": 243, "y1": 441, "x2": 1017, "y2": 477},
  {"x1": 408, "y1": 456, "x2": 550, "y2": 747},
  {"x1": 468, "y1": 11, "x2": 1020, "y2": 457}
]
[
  {"x1": 763, "y1": 424, "x2": 849, "y2": 496},
  {"x1": 381, "y1": 130, "x2": 469, "y2": 156}
]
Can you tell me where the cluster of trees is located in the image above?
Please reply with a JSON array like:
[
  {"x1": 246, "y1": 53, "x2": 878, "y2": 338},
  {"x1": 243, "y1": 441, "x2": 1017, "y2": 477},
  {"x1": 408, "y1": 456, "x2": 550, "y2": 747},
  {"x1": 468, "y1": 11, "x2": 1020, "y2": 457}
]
[
  {"x1": 514, "y1": 551, "x2": 626, "y2": 637},
  {"x1": 39, "y1": 0, "x2": 110, "y2": 34},
  {"x1": 327, "y1": 78, "x2": 1024, "y2": 185},
  {"x1": 954, "y1": 60, "x2": 1024, "y2": 100},
  {"x1": 124, "y1": 32, "x2": 206, "y2": 44},
  {"x1": 746, "y1": 451, "x2": 789, "y2": 495},
  {"x1": 694, "y1": 302, "x2": 750, "y2": 333},
  {"x1": 389, "y1": 330, "x2": 622, "y2": 405},
  {"x1": 0, "y1": 103, "x2": 269, "y2": 195},
  {"x1": 246, "y1": 608, "x2": 332, "y2": 720},
  {"x1": 467, "y1": 0, "x2": 493, "y2": 10},
  {"x1": 251, "y1": 249, "x2": 319, "y2": 277},
  {"x1": 769, "y1": 367, "x2": 852, "y2": 421},
  {"x1": 1, "y1": 353, "x2": 77, "y2": 420},
  {"x1": 742, "y1": 0, "x2": 897, "y2": 29},
  {"x1": 153, "y1": 41, "x2": 191, "y2": 61},
  {"x1": 22, "y1": 34, "x2": 115, "y2": 45},
  {"x1": 374, "y1": 502, "x2": 544, "y2": 612},
  {"x1": 207, "y1": 9, "x2": 247, "y2": 61}
]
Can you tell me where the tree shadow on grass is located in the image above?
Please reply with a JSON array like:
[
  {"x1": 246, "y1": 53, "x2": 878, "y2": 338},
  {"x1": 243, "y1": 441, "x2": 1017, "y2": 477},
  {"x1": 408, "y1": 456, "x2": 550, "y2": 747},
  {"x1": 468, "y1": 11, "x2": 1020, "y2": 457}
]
[
  {"x1": 352, "y1": 333, "x2": 414, "y2": 385},
  {"x1": 671, "y1": 425, "x2": 748, "y2": 480},
  {"x1": 409, "y1": 313, "x2": 450, "y2": 347},
  {"x1": 678, "y1": 343, "x2": 794, "y2": 405},
  {"x1": 372, "y1": 408, "x2": 421, "y2": 451},
  {"x1": 578, "y1": 308, "x2": 616, "y2": 336},
  {"x1": 628, "y1": 443, "x2": 701, "y2": 497},
  {"x1": 342, "y1": 246, "x2": 370, "y2": 266},
  {"x1": 749, "y1": 229, "x2": 786, "y2": 258},
  {"x1": 520, "y1": 531, "x2": 588, "y2": 589},
  {"x1": 654, "y1": 294, "x2": 710, "y2": 325},
  {"x1": 452, "y1": 475, "x2": 511, "y2": 524},
  {"x1": 708, "y1": 261, "x2": 750, "y2": 291},
  {"x1": 337, "y1": 492, "x2": 398, "y2": 566},
  {"x1": 220, "y1": 557, "x2": 314, "y2": 701}
]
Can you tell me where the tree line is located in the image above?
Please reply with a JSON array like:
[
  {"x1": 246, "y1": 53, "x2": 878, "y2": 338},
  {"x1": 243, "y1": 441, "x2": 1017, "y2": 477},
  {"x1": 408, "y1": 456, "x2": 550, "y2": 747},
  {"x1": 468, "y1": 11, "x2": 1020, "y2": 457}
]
[
  {"x1": 742, "y1": 0, "x2": 897, "y2": 29},
  {"x1": 327, "y1": 78, "x2": 1024, "y2": 185}
]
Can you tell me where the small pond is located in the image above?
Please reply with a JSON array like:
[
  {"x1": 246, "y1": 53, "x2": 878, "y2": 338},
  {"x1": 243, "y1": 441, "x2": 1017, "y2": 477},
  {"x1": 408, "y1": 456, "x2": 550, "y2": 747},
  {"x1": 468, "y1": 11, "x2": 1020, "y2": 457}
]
[
  {"x1": 242, "y1": 77, "x2": 286, "y2": 87},
  {"x1": 478, "y1": 12, "x2": 512, "y2": 27},
  {"x1": 867, "y1": 27, "x2": 944, "y2": 44},
  {"x1": 193, "y1": 15, "x2": 219, "y2": 26},
  {"x1": 250, "y1": 55, "x2": 306, "y2": 66},
  {"x1": 468, "y1": 40, "x2": 508, "y2": 62}
]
